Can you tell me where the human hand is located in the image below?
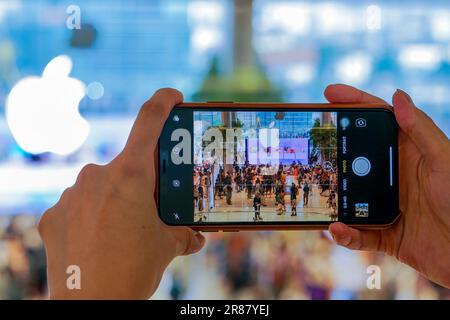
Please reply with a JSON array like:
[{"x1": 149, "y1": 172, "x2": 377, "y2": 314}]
[
  {"x1": 38, "y1": 88, "x2": 205, "y2": 299},
  {"x1": 325, "y1": 84, "x2": 450, "y2": 288}
]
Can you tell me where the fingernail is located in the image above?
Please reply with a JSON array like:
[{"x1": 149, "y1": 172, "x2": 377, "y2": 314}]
[
  {"x1": 194, "y1": 232, "x2": 205, "y2": 246},
  {"x1": 396, "y1": 89, "x2": 413, "y2": 104},
  {"x1": 330, "y1": 231, "x2": 336, "y2": 242}
]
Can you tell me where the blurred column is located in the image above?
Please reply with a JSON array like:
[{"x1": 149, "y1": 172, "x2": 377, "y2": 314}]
[
  {"x1": 233, "y1": 0, "x2": 254, "y2": 69},
  {"x1": 192, "y1": 0, "x2": 283, "y2": 102}
]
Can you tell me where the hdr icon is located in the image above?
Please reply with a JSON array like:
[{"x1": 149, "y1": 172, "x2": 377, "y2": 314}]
[{"x1": 355, "y1": 118, "x2": 367, "y2": 127}]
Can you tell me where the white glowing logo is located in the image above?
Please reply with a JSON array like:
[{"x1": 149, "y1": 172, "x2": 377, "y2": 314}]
[{"x1": 6, "y1": 55, "x2": 89, "y2": 155}]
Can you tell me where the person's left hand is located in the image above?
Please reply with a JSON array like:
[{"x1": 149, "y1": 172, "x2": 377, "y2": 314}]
[
  {"x1": 39, "y1": 88, "x2": 205, "y2": 299},
  {"x1": 325, "y1": 84, "x2": 450, "y2": 288}
]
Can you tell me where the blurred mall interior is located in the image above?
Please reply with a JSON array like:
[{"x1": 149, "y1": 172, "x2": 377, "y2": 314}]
[{"x1": 0, "y1": 0, "x2": 449, "y2": 299}]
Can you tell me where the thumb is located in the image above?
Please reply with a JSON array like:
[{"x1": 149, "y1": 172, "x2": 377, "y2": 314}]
[
  {"x1": 393, "y1": 89, "x2": 449, "y2": 160},
  {"x1": 329, "y1": 222, "x2": 384, "y2": 252},
  {"x1": 170, "y1": 227, "x2": 206, "y2": 256},
  {"x1": 121, "y1": 88, "x2": 183, "y2": 174}
]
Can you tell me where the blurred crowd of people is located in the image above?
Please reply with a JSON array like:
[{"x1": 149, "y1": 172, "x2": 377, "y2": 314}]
[
  {"x1": 157, "y1": 231, "x2": 450, "y2": 300},
  {"x1": 0, "y1": 214, "x2": 447, "y2": 300},
  {"x1": 0, "y1": 215, "x2": 47, "y2": 299}
]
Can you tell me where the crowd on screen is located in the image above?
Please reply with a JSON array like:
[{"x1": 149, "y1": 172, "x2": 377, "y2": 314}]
[{"x1": 193, "y1": 159, "x2": 338, "y2": 221}]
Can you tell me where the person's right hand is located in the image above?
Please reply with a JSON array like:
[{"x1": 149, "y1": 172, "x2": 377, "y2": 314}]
[{"x1": 325, "y1": 84, "x2": 450, "y2": 288}]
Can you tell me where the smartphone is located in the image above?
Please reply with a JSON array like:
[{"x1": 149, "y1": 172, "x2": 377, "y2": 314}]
[{"x1": 158, "y1": 102, "x2": 399, "y2": 231}]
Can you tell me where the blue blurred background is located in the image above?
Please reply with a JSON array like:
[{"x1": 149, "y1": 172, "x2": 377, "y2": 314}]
[{"x1": 0, "y1": 0, "x2": 449, "y2": 299}]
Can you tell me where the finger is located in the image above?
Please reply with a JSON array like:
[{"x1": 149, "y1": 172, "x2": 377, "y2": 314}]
[
  {"x1": 123, "y1": 88, "x2": 183, "y2": 167},
  {"x1": 329, "y1": 222, "x2": 383, "y2": 251},
  {"x1": 393, "y1": 89, "x2": 449, "y2": 160},
  {"x1": 170, "y1": 227, "x2": 205, "y2": 256},
  {"x1": 38, "y1": 208, "x2": 55, "y2": 240},
  {"x1": 324, "y1": 84, "x2": 388, "y2": 104}
]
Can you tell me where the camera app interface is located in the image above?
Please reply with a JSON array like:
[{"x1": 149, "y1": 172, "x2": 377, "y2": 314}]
[{"x1": 192, "y1": 111, "x2": 338, "y2": 223}]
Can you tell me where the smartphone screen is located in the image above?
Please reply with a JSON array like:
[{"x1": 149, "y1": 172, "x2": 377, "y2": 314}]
[{"x1": 159, "y1": 105, "x2": 399, "y2": 228}]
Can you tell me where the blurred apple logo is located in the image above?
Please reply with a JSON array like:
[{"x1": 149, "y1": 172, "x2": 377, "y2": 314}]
[{"x1": 6, "y1": 55, "x2": 89, "y2": 155}]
